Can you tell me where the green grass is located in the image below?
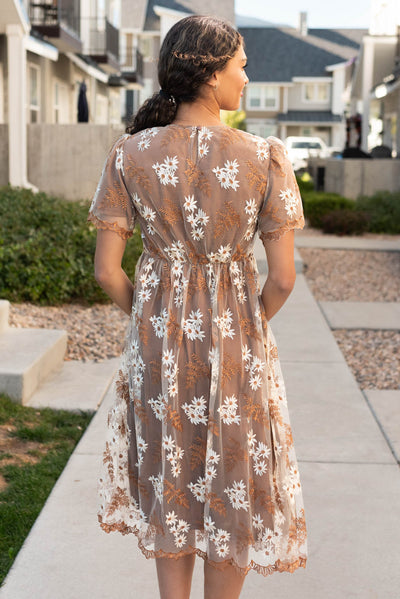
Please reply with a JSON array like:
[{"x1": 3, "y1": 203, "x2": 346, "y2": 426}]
[{"x1": 0, "y1": 393, "x2": 93, "y2": 585}]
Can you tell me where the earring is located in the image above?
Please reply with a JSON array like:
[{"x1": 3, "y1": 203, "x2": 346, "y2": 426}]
[{"x1": 214, "y1": 84, "x2": 218, "y2": 90}]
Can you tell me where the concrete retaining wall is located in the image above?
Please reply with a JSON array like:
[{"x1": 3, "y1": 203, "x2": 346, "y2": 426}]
[
  {"x1": 27, "y1": 124, "x2": 125, "y2": 201},
  {"x1": 308, "y1": 157, "x2": 400, "y2": 199}
]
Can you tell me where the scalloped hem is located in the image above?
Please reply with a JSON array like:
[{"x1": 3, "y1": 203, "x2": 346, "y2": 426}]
[
  {"x1": 259, "y1": 217, "x2": 305, "y2": 242},
  {"x1": 87, "y1": 212, "x2": 133, "y2": 240},
  {"x1": 98, "y1": 515, "x2": 307, "y2": 578}
]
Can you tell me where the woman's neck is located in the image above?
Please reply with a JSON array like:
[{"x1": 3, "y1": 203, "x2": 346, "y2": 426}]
[{"x1": 172, "y1": 98, "x2": 223, "y2": 127}]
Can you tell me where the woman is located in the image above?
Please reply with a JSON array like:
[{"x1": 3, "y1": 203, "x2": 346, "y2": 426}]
[{"x1": 88, "y1": 14, "x2": 307, "y2": 599}]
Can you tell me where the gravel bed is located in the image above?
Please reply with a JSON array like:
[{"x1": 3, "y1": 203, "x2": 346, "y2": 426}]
[
  {"x1": 333, "y1": 330, "x2": 399, "y2": 390},
  {"x1": 9, "y1": 303, "x2": 129, "y2": 362},
  {"x1": 299, "y1": 249, "x2": 400, "y2": 301}
]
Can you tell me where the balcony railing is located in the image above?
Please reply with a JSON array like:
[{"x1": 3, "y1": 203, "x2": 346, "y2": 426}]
[
  {"x1": 82, "y1": 16, "x2": 119, "y2": 64},
  {"x1": 29, "y1": 0, "x2": 80, "y2": 38},
  {"x1": 120, "y1": 49, "x2": 143, "y2": 83}
]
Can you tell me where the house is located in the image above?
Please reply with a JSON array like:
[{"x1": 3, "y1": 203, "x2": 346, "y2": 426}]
[
  {"x1": 350, "y1": 0, "x2": 400, "y2": 154},
  {"x1": 0, "y1": 0, "x2": 143, "y2": 189},
  {"x1": 120, "y1": 0, "x2": 234, "y2": 122},
  {"x1": 238, "y1": 13, "x2": 366, "y2": 149}
]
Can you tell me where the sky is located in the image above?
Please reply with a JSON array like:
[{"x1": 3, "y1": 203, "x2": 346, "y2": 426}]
[{"x1": 235, "y1": 0, "x2": 371, "y2": 29}]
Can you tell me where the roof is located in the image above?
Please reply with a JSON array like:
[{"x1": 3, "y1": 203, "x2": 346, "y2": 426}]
[
  {"x1": 144, "y1": 0, "x2": 235, "y2": 31},
  {"x1": 277, "y1": 110, "x2": 343, "y2": 122},
  {"x1": 239, "y1": 26, "x2": 363, "y2": 81}
]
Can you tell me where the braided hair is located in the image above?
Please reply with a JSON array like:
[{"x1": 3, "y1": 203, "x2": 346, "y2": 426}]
[{"x1": 125, "y1": 15, "x2": 243, "y2": 135}]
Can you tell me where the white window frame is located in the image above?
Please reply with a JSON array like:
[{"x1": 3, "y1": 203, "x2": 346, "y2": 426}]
[
  {"x1": 28, "y1": 63, "x2": 40, "y2": 123},
  {"x1": 302, "y1": 82, "x2": 329, "y2": 103},
  {"x1": 246, "y1": 84, "x2": 279, "y2": 111},
  {"x1": 246, "y1": 119, "x2": 277, "y2": 139}
]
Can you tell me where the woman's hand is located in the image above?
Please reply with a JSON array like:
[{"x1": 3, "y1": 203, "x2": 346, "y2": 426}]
[
  {"x1": 260, "y1": 229, "x2": 297, "y2": 321},
  {"x1": 94, "y1": 229, "x2": 134, "y2": 316}
]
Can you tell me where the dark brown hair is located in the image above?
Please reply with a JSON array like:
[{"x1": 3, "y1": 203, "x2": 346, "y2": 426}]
[{"x1": 125, "y1": 15, "x2": 243, "y2": 135}]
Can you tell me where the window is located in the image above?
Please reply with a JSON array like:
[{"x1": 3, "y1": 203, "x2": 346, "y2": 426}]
[
  {"x1": 246, "y1": 85, "x2": 279, "y2": 111},
  {"x1": 29, "y1": 64, "x2": 40, "y2": 123},
  {"x1": 246, "y1": 120, "x2": 277, "y2": 138},
  {"x1": 138, "y1": 37, "x2": 151, "y2": 59},
  {"x1": 303, "y1": 82, "x2": 329, "y2": 103}
]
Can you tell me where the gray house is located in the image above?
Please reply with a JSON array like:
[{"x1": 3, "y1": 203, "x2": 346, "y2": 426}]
[{"x1": 238, "y1": 14, "x2": 366, "y2": 148}]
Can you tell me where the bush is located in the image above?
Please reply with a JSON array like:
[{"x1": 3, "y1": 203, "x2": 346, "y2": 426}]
[
  {"x1": 321, "y1": 209, "x2": 370, "y2": 236},
  {"x1": 0, "y1": 185, "x2": 143, "y2": 305},
  {"x1": 356, "y1": 191, "x2": 400, "y2": 234},
  {"x1": 302, "y1": 192, "x2": 356, "y2": 228},
  {"x1": 296, "y1": 173, "x2": 314, "y2": 195}
]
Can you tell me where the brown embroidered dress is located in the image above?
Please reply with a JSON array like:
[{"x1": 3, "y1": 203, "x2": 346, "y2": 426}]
[{"x1": 87, "y1": 124, "x2": 307, "y2": 577}]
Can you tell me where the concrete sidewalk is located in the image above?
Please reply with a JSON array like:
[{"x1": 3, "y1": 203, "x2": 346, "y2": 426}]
[{"x1": 1, "y1": 238, "x2": 400, "y2": 599}]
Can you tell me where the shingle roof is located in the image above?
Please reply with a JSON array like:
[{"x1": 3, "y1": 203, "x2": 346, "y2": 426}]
[
  {"x1": 309, "y1": 28, "x2": 367, "y2": 49},
  {"x1": 239, "y1": 26, "x2": 362, "y2": 81},
  {"x1": 144, "y1": 0, "x2": 235, "y2": 31},
  {"x1": 277, "y1": 110, "x2": 342, "y2": 122}
]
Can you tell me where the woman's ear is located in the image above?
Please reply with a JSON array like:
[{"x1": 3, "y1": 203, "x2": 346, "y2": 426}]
[{"x1": 205, "y1": 71, "x2": 219, "y2": 89}]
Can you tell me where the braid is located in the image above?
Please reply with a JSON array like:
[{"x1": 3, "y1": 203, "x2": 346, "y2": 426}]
[{"x1": 125, "y1": 15, "x2": 243, "y2": 135}]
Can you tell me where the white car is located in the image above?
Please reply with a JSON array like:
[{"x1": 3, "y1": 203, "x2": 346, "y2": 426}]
[{"x1": 284, "y1": 136, "x2": 331, "y2": 171}]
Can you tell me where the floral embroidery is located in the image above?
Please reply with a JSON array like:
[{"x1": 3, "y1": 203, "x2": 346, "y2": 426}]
[
  {"x1": 279, "y1": 188, "x2": 301, "y2": 218},
  {"x1": 224, "y1": 479, "x2": 250, "y2": 511},
  {"x1": 181, "y1": 395, "x2": 208, "y2": 425},
  {"x1": 242, "y1": 344, "x2": 265, "y2": 390},
  {"x1": 183, "y1": 194, "x2": 210, "y2": 240},
  {"x1": 182, "y1": 309, "x2": 205, "y2": 341},
  {"x1": 166, "y1": 511, "x2": 190, "y2": 548},
  {"x1": 214, "y1": 308, "x2": 235, "y2": 339},
  {"x1": 152, "y1": 155, "x2": 179, "y2": 186},
  {"x1": 217, "y1": 394, "x2": 241, "y2": 425},
  {"x1": 137, "y1": 127, "x2": 159, "y2": 151},
  {"x1": 90, "y1": 126, "x2": 307, "y2": 578},
  {"x1": 213, "y1": 159, "x2": 240, "y2": 190}
]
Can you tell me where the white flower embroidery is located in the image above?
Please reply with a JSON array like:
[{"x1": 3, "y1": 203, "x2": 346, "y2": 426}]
[
  {"x1": 214, "y1": 308, "x2": 235, "y2": 339},
  {"x1": 162, "y1": 435, "x2": 184, "y2": 478},
  {"x1": 115, "y1": 146, "x2": 124, "y2": 175},
  {"x1": 182, "y1": 309, "x2": 205, "y2": 341},
  {"x1": 279, "y1": 188, "x2": 300, "y2": 218},
  {"x1": 182, "y1": 395, "x2": 208, "y2": 425},
  {"x1": 148, "y1": 473, "x2": 164, "y2": 503},
  {"x1": 242, "y1": 344, "x2": 265, "y2": 390},
  {"x1": 183, "y1": 195, "x2": 210, "y2": 241},
  {"x1": 217, "y1": 394, "x2": 241, "y2": 425},
  {"x1": 207, "y1": 244, "x2": 232, "y2": 263},
  {"x1": 136, "y1": 435, "x2": 148, "y2": 467},
  {"x1": 137, "y1": 127, "x2": 159, "y2": 151},
  {"x1": 165, "y1": 511, "x2": 190, "y2": 548},
  {"x1": 255, "y1": 139, "x2": 269, "y2": 161},
  {"x1": 282, "y1": 465, "x2": 302, "y2": 502},
  {"x1": 148, "y1": 392, "x2": 169, "y2": 422},
  {"x1": 212, "y1": 159, "x2": 240, "y2": 191},
  {"x1": 153, "y1": 155, "x2": 179, "y2": 186},
  {"x1": 224, "y1": 479, "x2": 249, "y2": 511},
  {"x1": 149, "y1": 307, "x2": 168, "y2": 338}
]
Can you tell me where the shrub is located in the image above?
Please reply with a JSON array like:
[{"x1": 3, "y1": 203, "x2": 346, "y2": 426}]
[
  {"x1": 356, "y1": 191, "x2": 400, "y2": 234},
  {"x1": 0, "y1": 185, "x2": 143, "y2": 305},
  {"x1": 321, "y1": 209, "x2": 370, "y2": 236},
  {"x1": 296, "y1": 173, "x2": 314, "y2": 195},
  {"x1": 302, "y1": 192, "x2": 356, "y2": 228}
]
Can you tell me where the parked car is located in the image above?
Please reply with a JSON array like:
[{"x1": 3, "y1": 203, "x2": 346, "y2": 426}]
[{"x1": 284, "y1": 136, "x2": 331, "y2": 171}]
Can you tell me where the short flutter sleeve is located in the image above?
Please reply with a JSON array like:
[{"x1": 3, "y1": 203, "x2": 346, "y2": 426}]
[
  {"x1": 87, "y1": 134, "x2": 137, "y2": 240},
  {"x1": 257, "y1": 136, "x2": 305, "y2": 242}
]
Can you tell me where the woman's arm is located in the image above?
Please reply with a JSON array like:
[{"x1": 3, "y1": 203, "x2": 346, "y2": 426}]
[
  {"x1": 94, "y1": 229, "x2": 134, "y2": 316},
  {"x1": 260, "y1": 229, "x2": 297, "y2": 321}
]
